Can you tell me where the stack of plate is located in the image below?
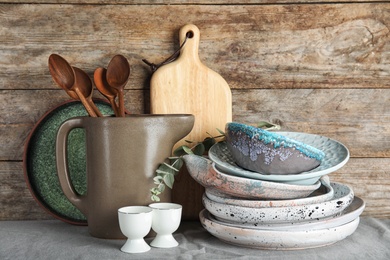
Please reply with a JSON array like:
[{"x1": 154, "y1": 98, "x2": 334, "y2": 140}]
[{"x1": 196, "y1": 131, "x2": 365, "y2": 250}]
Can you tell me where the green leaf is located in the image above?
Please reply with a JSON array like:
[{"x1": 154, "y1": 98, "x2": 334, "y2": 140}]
[
  {"x1": 158, "y1": 183, "x2": 165, "y2": 192},
  {"x1": 163, "y1": 162, "x2": 180, "y2": 172},
  {"x1": 151, "y1": 187, "x2": 161, "y2": 195},
  {"x1": 193, "y1": 143, "x2": 205, "y2": 156},
  {"x1": 157, "y1": 164, "x2": 175, "y2": 175},
  {"x1": 153, "y1": 176, "x2": 163, "y2": 184},
  {"x1": 156, "y1": 169, "x2": 171, "y2": 176},
  {"x1": 216, "y1": 128, "x2": 225, "y2": 135},
  {"x1": 171, "y1": 158, "x2": 184, "y2": 172},
  {"x1": 163, "y1": 174, "x2": 175, "y2": 189},
  {"x1": 173, "y1": 145, "x2": 188, "y2": 156},
  {"x1": 182, "y1": 146, "x2": 194, "y2": 154},
  {"x1": 202, "y1": 137, "x2": 216, "y2": 151},
  {"x1": 257, "y1": 121, "x2": 280, "y2": 131},
  {"x1": 151, "y1": 195, "x2": 160, "y2": 202}
]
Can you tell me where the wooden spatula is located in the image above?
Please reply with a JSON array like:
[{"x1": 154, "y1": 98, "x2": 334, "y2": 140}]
[{"x1": 150, "y1": 24, "x2": 232, "y2": 219}]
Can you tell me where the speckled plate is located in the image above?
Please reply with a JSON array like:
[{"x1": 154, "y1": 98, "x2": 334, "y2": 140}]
[
  {"x1": 200, "y1": 209, "x2": 360, "y2": 250},
  {"x1": 208, "y1": 196, "x2": 365, "y2": 231},
  {"x1": 183, "y1": 154, "x2": 322, "y2": 200},
  {"x1": 23, "y1": 100, "x2": 114, "y2": 225},
  {"x1": 205, "y1": 175, "x2": 334, "y2": 208},
  {"x1": 209, "y1": 133, "x2": 349, "y2": 185},
  {"x1": 203, "y1": 182, "x2": 354, "y2": 225}
]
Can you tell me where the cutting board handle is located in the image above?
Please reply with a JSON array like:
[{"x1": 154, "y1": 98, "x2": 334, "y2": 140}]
[{"x1": 179, "y1": 24, "x2": 201, "y2": 64}]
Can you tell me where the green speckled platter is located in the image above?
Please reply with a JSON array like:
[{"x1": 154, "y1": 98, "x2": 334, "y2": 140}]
[{"x1": 23, "y1": 100, "x2": 114, "y2": 225}]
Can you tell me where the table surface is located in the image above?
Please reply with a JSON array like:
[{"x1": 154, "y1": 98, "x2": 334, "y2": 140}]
[{"x1": 1, "y1": 218, "x2": 389, "y2": 260}]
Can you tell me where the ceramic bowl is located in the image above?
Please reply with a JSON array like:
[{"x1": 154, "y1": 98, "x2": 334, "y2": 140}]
[
  {"x1": 182, "y1": 154, "x2": 321, "y2": 200},
  {"x1": 209, "y1": 134, "x2": 349, "y2": 185},
  {"x1": 205, "y1": 175, "x2": 334, "y2": 208},
  {"x1": 199, "y1": 209, "x2": 360, "y2": 250},
  {"x1": 225, "y1": 122, "x2": 325, "y2": 175},
  {"x1": 207, "y1": 196, "x2": 365, "y2": 231},
  {"x1": 203, "y1": 182, "x2": 354, "y2": 225}
]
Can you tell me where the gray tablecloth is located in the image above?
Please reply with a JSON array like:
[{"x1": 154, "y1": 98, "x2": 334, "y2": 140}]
[{"x1": 0, "y1": 218, "x2": 389, "y2": 260}]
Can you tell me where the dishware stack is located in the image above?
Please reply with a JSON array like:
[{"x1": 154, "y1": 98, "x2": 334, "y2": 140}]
[{"x1": 183, "y1": 122, "x2": 365, "y2": 250}]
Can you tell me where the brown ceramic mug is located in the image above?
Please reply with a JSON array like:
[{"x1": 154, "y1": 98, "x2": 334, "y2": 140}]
[{"x1": 56, "y1": 114, "x2": 194, "y2": 239}]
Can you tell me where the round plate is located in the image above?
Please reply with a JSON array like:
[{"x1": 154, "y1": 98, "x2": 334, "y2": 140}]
[
  {"x1": 200, "y1": 209, "x2": 360, "y2": 250},
  {"x1": 183, "y1": 154, "x2": 321, "y2": 200},
  {"x1": 209, "y1": 132, "x2": 349, "y2": 185},
  {"x1": 23, "y1": 100, "x2": 114, "y2": 225},
  {"x1": 208, "y1": 196, "x2": 365, "y2": 231},
  {"x1": 204, "y1": 182, "x2": 354, "y2": 225},
  {"x1": 205, "y1": 175, "x2": 334, "y2": 208}
]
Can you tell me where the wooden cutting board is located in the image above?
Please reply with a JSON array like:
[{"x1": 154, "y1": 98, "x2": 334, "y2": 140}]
[{"x1": 150, "y1": 24, "x2": 232, "y2": 220}]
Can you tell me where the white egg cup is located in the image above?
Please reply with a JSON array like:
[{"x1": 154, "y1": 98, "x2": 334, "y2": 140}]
[
  {"x1": 118, "y1": 206, "x2": 153, "y2": 254},
  {"x1": 148, "y1": 203, "x2": 182, "y2": 248}
]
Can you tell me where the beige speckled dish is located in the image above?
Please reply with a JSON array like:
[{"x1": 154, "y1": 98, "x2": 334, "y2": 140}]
[
  {"x1": 203, "y1": 182, "x2": 354, "y2": 225},
  {"x1": 205, "y1": 175, "x2": 333, "y2": 208},
  {"x1": 208, "y1": 196, "x2": 365, "y2": 231},
  {"x1": 182, "y1": 154, "x2": 321, "y2": 200},
  {"x1": 199, "y1": 209, "x2": 360, "y2": 250}
]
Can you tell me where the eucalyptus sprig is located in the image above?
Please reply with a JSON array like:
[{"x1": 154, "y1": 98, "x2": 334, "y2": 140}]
[
  {"x1": 150, "y1": 121, "x2": 280, "y2": 201},
  {"x1": 150, "y1": 129, "x2": 225, "y2": 202}
]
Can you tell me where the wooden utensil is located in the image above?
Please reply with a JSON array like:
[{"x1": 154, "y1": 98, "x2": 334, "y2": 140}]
[
  {"x1": 150, "y1": 24, "x2": 232, "y2": 219},
  {"x1": 106, "y1": 55, "x2": 130, "y2": 117},
  {"x1": 73, "y1": 67, "x2": 103, "y2": 117},
  {"x1": 94, "y1": 67, "x2": 120, "y2": 116},
  {"x1": 48, "y1": 54, "x2": 98, "y2": 117}
]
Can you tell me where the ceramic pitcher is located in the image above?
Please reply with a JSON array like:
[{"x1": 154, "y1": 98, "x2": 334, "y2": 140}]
[{"x1": 56, "y1": 114, "x2": 194, "y2": 239}]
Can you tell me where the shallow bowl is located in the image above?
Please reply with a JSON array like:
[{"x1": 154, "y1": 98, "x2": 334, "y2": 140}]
[
  {"x1": 199, "y1": 209, "x2": 360, "y2": 250},
  {"x1": 209, "y1": 133, "x2": 349, "y2": 185},
  {"x1": 182, "y1": 154, "x2": 321, "y2": 200},
  {"x1": 225, "y1": 122, "x2": 325, "y2": 175},
  {"x1": 205, "y1": 175, "x2": 333, "y2": 208},
  {"x1": 203, "y1": 182, "x2": 354, "y2": 225},
  {"x1": 208, "y1": 196, "x2": 365, "y2": 231}
]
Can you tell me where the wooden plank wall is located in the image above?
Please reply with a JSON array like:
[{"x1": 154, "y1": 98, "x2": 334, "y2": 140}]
[{"x1": 1, "y1": 1, "x2": 389, "y2": 221}]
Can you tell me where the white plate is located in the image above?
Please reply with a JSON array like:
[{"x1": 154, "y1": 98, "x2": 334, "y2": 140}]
[
  {"x1": 203, "y1": 182, "x2": 354, "y2": 225},
  {"x1": 200, "y1": 209, "x2": 360, "y2": 250},
  {"x1": 208, "y1": 196, "x2": 365, "y2": 231},
  {"x1": 209, "y1": 133, "x2": 349, "y2": 185},
  {"x1": 205, "y1": 175, "x2": 334, "y2": 208}
]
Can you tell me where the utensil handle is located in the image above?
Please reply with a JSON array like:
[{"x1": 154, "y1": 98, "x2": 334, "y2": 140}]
[
  {"x1": 56, "y1": 117, "x2": 88, "y2": 216},
  {"x1": 118, "y1": 90, "x2": 125, "y2": 117},
  {"x1": 74, "y1": 88, "x2": 97, "y2": 117}
]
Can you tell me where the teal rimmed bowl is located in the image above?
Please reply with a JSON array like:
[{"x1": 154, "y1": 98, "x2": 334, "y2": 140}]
[{"x1": 225, "y1": 122, "x2": 325, "y2": 175}]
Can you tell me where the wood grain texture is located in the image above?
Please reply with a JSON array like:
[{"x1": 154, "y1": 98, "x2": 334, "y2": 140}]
[
  {"x1": 2, "y1": 88, "x2": 390, "y2": 161},
  {"x1": 0, "y1": 162, "x2": 54, "y2": 220},
  {"x1": 331, "y1": 158, "x2": 390, "y2": 218},
  {"x1": 0, "y1": 2, "x2": 389, "y2": 220},
  {"x1": 150, "y1": 24, "x2": 232, "y2": 219},
  {"x1": 151, "y1": 24, "x2": 232, "y2": 144},
  {"x1": 0, "y1": 1, "x2": 388, "y2": 4},
  {"x1": 0, "y1": 4, "x2": 389, "y2": 91}
]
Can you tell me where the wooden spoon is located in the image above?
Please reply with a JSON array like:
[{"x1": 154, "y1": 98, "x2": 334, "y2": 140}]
[
  {"x1": 73, "y1": 66, "x2": 103, "y2": 117},
  {"x1": 48, "y1": 54, "x2": 77, "y2": 98},
  {"x1": 94, "y1": 67, "x2": 119, "y2": 116},
  {"x1": 106, "y1": 55, "x2": 130, "y2": 117},
  {"x1": 48, "y1": 54, "x2": 97, "y2": 117}
]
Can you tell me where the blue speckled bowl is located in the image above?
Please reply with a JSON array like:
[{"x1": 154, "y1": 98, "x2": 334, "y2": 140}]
[{"x1": 225, "y1": 122, "x2": 325, "y2": 175}]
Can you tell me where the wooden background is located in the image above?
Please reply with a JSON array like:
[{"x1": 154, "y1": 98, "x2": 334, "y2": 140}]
[{"x1": 1, "y1": 0, "x2": 389, "y2": 221}]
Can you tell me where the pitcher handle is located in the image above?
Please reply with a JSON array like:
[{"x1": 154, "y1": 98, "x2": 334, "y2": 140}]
[{"x1": 56, "y1": 117, "x2": 88, "y2": 216}]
